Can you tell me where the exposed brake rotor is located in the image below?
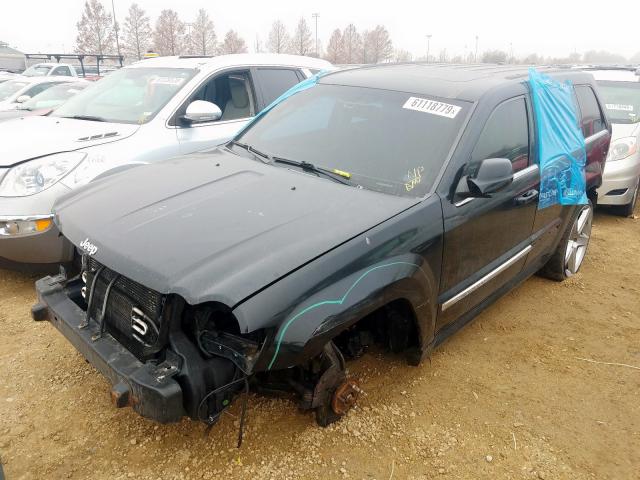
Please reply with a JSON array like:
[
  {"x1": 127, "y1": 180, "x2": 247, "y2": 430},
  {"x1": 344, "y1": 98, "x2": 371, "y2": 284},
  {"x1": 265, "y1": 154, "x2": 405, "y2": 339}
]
[{"x1": 331, "y1": 379, "x2": 362, "y2": 415}]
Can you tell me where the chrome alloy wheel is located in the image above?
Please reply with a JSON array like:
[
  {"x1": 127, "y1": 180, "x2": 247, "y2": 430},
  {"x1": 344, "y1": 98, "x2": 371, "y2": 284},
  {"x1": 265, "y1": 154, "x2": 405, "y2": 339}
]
[{"x1": 564, "y1": 204, "x2": 593, "y2": 277}]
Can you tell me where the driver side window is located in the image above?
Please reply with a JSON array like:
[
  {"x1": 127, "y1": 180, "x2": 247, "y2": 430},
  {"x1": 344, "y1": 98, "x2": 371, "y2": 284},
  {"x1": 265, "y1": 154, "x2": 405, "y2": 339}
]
[
  {"x1": 182, "y1": 70, "x2": 256, "y2": 124},
  {"x1": 471, "y1": 97, "x2": 530, "y2": 173}
]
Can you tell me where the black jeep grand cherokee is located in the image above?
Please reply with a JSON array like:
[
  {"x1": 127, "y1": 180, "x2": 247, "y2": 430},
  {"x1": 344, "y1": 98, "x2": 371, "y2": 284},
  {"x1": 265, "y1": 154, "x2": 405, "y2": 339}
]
[{"x1": 33, "y1": 64, "x2": 610, "y2": 430}]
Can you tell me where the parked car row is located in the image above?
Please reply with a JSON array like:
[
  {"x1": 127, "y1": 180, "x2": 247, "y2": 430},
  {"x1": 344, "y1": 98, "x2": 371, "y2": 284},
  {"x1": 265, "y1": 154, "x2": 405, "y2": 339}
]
[{"x1": 0, "y1": 56, "x2": 635, "y2": 434}]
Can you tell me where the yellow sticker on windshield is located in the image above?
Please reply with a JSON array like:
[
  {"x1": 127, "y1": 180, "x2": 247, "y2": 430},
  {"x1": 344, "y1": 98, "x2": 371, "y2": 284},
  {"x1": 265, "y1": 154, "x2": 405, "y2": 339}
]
[{"x1": 405, "y1": 166, "x2": 425, "y2": 192}]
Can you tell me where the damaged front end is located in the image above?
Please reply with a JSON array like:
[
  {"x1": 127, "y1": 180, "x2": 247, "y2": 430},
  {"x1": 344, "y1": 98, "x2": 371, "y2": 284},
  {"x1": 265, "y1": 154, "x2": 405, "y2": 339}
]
[
  {"x1": 33, "y1": 254, "x2": 359, "y2": 436},
  {"x1": 33, "y1": 255, "x2": 261, "y2": 427}
]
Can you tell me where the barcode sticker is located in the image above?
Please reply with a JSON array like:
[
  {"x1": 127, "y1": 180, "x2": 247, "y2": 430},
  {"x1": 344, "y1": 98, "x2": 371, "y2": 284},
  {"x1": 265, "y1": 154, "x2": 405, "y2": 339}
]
[
  {"x1": 402, "y1": 97, "x2": 461, "y2": 118},
  {"x1": 606, "y1": 103, "x2": 634, "y2": 112}
]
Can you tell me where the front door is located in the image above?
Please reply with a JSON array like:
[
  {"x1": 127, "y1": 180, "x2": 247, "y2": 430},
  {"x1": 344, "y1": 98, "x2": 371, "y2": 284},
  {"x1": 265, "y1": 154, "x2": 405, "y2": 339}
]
[
  {"x1": 175, "y1": 70, "x2": 257, "y2": 154},
  {"x1": 437, "y1": 96, "x2": 539, "y2": 331}
]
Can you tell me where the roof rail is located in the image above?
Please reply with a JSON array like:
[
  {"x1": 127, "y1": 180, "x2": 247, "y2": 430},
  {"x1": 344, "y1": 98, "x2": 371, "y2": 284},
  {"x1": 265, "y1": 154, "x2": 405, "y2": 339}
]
[
  {"x1": 177, "y1": 55, "x2": 215, "y2": 59},
  {"x1": 24, "y1": 53, "x2": 124, "y2": 77}
]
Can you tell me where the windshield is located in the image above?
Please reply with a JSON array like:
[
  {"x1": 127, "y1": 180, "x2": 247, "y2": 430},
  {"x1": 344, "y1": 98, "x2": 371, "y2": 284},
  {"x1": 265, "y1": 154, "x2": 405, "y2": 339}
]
[
  {"x1": 21, "y1": 82, "x2": 87, "y2": 111},
  {"x1": 236, "y1": 84, "x2": 470, "y2": 197},
  {"x1": 597, "y1": 80, "x2": 640, "y2": 124},
  {"x1": 23, "y1": 65, "x2": 51, "y2": 77},
  {"x1": 53, "y1": 67, "x2": 196, "y2": 124},
  {"x1": 0, "y1": 80, "x2": 28, "y2": 101}
]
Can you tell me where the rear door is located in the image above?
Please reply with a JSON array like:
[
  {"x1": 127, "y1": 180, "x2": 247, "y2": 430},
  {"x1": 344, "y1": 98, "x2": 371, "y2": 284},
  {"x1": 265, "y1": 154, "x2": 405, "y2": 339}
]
[
  {"x1": 525, "y1": 84, "x2": 611, "y2": 266},
  {"x1": 253, "y1": 67, "x2": 304, "y2": 108},
  {"x1": 437, "y1": 95, "x2": 539, "y2": 331}
]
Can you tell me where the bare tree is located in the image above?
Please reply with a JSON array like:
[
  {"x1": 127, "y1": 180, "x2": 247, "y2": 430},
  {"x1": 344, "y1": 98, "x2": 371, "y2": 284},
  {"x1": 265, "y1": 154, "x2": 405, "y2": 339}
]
[
  {"x1": 153, "y1": 9, "x2": 185, "y2": 56},
  {"x1": 481, "y1": 50, "x2": 507, "y2": 63},
  {"x1": 267, "y1": 20, "x2": 289, "y2": 54},
  {"x1": 122, "y1": 3, "x2": 151, "y2": 61},
  {"x1": 438, "y1": 48, "x2": 448, "y2": 63},
  {"x1": 583, "y1": 50, "x2": 627, "y2": 64},
  {"x1": 325, "y1": 29, "x2": 344, "y2": 64},
  {"x1": 290, "y1": 17, "x2": 313, "y2": 56},
  {"x1": 394, "y1": 49, "x2": 412, "y2": 62},
  {"x1": 218, "y1": 30, "x2": 248, "y2": 54},
  {"x1": 342, "y1": 24, "x2": 361, "y2": 64},
  {"x1": 363, "y1": 26, "x2": 393, "y2": 63},
  {"x1": 75, "y1": 0, "x2": 115, "y2": 55},
  {"x1": 188, "y1": 9, "x2": 216, "y2": 56}
]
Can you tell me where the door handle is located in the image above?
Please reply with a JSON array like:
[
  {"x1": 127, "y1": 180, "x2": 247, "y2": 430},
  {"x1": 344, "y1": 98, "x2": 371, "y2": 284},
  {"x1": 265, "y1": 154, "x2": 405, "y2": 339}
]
[{"x1": 515, "y1": 189, "x2": 539, "y2": 206}]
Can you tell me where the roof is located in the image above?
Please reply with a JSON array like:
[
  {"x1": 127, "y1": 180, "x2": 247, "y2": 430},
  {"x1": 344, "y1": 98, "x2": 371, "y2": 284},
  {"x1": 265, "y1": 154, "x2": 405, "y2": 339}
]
[
  {"x1": 588, "y1": 69, "x2": 640, "y2": 83},
  {"x1": 127, "y1": 53, "x2": 333, "y2": 72},
  {"x1": 6, "y1": 75, "x2": 74, "y2": 85},
  {"x1": 0, "y1": 42, "x2": 24, "y2": 57},
  {"x1": 319, "y1": 63, "x2": 596, "y2": 102}
]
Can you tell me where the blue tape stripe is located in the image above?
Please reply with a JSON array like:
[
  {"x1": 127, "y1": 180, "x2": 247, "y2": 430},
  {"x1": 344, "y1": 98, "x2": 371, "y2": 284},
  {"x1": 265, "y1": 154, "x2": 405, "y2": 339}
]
[{"x1": 267, "y1": 261, "x2": 427, "y2": 370}]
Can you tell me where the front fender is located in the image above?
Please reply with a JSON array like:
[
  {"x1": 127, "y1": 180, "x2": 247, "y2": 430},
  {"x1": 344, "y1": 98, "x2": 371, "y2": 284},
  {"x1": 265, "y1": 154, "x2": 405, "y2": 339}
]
[
  {"x1": 262, "y1": 256, "x2": 437, "y2": 371},
  {"x1": 233, "y1": 195, "x2": 444, "y2": 372}
]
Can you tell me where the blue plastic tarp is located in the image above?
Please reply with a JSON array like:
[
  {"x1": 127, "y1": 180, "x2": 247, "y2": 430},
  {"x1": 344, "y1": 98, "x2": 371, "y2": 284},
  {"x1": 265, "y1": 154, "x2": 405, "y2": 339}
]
[{"x1": 528, "y1": 68, "x2": 588, "y2": 209}]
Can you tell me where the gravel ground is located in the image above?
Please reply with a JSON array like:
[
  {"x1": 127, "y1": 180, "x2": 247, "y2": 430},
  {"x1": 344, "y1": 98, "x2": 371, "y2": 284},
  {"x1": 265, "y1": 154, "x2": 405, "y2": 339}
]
[{"x1": 0, "y1": 206, "x2": 638, "y2": 480}]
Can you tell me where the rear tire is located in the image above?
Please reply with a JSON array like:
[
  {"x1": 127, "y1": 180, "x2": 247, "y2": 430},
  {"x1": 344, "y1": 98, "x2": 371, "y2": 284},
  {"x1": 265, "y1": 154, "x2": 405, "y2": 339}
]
[{"x1": 540, "y1": 201, "x2": 593, "y2": 281}]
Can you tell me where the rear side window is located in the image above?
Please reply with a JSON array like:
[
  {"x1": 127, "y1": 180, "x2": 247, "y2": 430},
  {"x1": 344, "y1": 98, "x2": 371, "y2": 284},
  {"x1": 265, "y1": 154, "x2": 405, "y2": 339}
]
[
  {"x1": 255, "y1": 68, "x2": 301, "y2": 105},
  {"x1": 574, "y1": 85, "x2": 606, "y2": 137},
  {"x1": 53, "y1": 66, "x2": 72, "y2": 76},
  {"x1": 471, "y1": 97, "x2": 530, "y2": 173}
]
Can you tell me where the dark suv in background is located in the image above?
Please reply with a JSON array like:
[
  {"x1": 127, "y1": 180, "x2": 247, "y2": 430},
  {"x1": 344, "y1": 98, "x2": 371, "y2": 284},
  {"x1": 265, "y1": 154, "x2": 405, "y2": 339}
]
[{"x1": 33, "y1": 64, "x2": 610, "y2": 431}]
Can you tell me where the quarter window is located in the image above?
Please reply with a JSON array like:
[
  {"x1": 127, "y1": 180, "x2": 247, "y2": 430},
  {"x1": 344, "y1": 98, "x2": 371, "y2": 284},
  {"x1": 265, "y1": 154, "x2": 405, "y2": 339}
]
[
  {"x1": 471, "y1": 98, "x2": 530, "y2": 173},
  {"x1": 574, "y1": 85, "x2": 606, "y2": 137},
  {"x1": 255, "y1": 68, "x2": 301, "y2": 106}
]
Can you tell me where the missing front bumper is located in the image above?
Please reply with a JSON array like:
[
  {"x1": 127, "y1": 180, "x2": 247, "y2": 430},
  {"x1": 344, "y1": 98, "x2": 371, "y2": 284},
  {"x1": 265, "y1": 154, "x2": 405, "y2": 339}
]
[{"x1": 34, "y1": 275, "x2": 184, "y2": 423}]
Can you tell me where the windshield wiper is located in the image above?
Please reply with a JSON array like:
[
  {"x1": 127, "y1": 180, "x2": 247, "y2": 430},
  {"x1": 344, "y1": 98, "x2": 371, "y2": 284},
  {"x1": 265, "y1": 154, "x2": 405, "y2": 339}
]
[
  {"x1": 63, "y1": 114, "x2": 107, "y2": 122},
  {"x1": 229, "y1": 141, "x2": 271, "y2": 163},
  {"x1": 272, "y1": 157, "x2": 352, "y2": 185}
]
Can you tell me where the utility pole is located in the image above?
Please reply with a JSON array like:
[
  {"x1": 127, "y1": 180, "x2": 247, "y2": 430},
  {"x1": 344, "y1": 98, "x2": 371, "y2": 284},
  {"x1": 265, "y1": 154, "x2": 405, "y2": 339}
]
[
  {"x1": 111, "y1": 0, "x2": 121, "y2": 57},
  {"x1": 509, "y1": 42, "x2": 514, "y2": 63},
  {"x1": 312, "y1": 13, "x2": 320, "y2": 57},
  {"x1": 474, "y1": 35, "x2": 479, "y2": 63},
  {"x1": 426, "y1": 34, "x2": 432, "y2": 63}
]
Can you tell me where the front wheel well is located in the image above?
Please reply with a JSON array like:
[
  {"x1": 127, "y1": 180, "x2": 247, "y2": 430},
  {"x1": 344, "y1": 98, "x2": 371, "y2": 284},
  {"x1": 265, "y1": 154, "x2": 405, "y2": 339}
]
[{"x1": 332, "y1": 298, "x2": 421, "y2": 364}]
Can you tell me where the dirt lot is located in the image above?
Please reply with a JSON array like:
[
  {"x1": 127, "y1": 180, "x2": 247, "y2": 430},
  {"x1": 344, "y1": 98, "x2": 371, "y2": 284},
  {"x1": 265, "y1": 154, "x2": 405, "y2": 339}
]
[{"x1": 1, "y1": 206, "x2": 638, "y2": 480}]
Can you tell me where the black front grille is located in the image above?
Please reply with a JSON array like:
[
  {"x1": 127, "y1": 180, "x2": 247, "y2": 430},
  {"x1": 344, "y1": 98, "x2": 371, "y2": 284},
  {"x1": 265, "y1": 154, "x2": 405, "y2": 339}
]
[{"x1": 85, "y1": 257, "x2": 165, "y2": 358}]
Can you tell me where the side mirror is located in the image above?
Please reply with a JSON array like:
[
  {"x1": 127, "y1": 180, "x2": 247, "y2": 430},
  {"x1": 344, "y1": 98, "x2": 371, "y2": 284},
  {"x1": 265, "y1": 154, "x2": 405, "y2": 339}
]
[
  {"x1": 15, "y1": 95, "x2": 31, "y2": 104},
  {"x1": 467, "y1": 158, "x2": 513, "y2": 196},
  {"x1": 180, "y1": 100, "x2": 222, "y2": 124}
]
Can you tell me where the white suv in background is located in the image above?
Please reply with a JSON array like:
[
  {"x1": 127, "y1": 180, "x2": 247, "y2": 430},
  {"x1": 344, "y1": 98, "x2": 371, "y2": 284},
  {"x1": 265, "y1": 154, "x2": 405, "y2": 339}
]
[
  {"x1": 590, "y1": 68, "x2": 640, "y2": 216},
  {"x1": 0, "y1": 54, "x2": 334, "y2": 268},
  {"x1": 21, "y1": 62, "x2": 79, "y2": 78}
]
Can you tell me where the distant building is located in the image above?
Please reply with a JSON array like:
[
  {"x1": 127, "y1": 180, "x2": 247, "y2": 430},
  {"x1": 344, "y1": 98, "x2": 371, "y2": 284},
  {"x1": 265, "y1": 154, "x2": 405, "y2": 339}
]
[{"x1": 0, "y1": 42, "x2": 27, "y2": 73}]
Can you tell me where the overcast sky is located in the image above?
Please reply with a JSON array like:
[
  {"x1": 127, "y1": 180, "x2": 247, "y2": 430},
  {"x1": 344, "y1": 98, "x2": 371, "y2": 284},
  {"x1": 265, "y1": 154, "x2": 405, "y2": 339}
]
[{"x1": 1, "y1": 0, "x2": 638, "y2": 59}]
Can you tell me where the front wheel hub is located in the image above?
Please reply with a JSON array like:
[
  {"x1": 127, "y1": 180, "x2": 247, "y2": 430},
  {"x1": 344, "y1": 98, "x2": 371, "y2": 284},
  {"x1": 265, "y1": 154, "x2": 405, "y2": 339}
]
[{"x1": 331, "y1": 379, "x2": 361, "y2": 415}]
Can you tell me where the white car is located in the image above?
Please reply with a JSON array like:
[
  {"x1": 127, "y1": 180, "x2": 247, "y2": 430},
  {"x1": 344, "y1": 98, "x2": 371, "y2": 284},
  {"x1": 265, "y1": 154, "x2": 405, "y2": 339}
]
[
  {"x1": 22, "y1": 62, "x2": 79, "y2": 78},
  {"x1": 0, "y1": 54, "x2": 334, "y2": 268},
  {"x1": 591, "y1": 68, "x2": 640, "y2": 216},
  {"x1": 0, "y1": 76, "x2": 72, "y2": 110}
]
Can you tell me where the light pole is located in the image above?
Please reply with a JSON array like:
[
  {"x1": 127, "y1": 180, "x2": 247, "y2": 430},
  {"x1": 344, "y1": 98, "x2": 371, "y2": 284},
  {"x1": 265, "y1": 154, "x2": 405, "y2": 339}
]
[
  {"x1": 426, "y1": 34, "x2": 432, "y2": 63},
  {"x1": 474, "y1": 35, "x2": 479, "y2": 63},
  {"x1": 312, "y1": 13, "x2": 320, "y2": 57},
  {"x1": 111, "y1": 0, "x2": 121, "y2": 57}
]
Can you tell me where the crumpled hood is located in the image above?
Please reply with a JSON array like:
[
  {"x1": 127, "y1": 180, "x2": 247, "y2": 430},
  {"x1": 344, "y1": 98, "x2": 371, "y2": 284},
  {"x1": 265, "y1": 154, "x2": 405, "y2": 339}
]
[
  {"x1": 0, "y1": 116, "x2": 139, "y2": 167},
  {"x1": 54, "y1": 149, "x2": 418, "y2": 307}
]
